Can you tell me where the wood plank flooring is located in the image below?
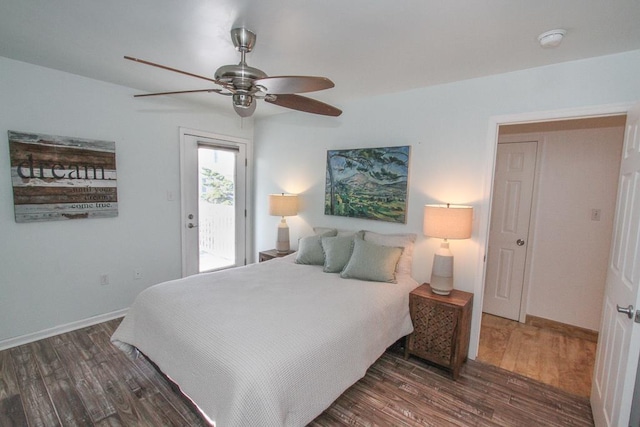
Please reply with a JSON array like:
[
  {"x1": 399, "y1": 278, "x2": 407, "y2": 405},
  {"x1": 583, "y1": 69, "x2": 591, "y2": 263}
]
[
  {"x1": 477, "y1": 313, "x2": 597, "y2": 398},
  {"x1": 1, "y1": 318, "x2": 594, "y2": 426}
]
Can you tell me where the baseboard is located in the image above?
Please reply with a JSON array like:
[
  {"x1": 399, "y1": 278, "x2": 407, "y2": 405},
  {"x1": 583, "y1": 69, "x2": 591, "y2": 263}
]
[
  {"x1": 0, "y1": 308, "x2": 128, "y2": 351},
  {"x1": 525, "y1": 315, "x2": 599, "y2": 343}
]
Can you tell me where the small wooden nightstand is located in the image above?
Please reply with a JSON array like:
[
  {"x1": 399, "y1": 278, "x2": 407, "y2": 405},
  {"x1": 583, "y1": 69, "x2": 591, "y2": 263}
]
[
  {"x1": 258, "y1": 249, "x2": 295, "y2": 262},
  {"x1": 405, "y1": 283, "x2": 473, "y2": 380}
]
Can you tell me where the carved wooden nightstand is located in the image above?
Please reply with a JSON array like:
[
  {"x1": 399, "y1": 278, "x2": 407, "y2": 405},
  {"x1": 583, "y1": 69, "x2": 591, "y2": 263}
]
[
  {"x1": 405, "y1": 283, "x2": 473, "y2": 380},
  {"x1": 258, "y1": 249, "x2": 295, "y2": 262}
]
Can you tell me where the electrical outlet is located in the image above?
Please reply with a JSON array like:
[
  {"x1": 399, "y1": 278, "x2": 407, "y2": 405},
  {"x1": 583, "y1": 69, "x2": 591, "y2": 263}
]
[
  {"x1": 133, "y1": 268, "x2": 142, "y2": 280},
  {"x1": 591, "y1": 209, "x2": 601, "y2": 221},
  {"x1": 100, "y1": 274, "x2": 109, "y2": 286}
]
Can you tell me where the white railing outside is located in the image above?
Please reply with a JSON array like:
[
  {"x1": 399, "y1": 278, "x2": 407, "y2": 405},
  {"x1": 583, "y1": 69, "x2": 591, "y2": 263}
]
[{"x1": 199, "y1": 202, "x2": 235, "y2": 270}]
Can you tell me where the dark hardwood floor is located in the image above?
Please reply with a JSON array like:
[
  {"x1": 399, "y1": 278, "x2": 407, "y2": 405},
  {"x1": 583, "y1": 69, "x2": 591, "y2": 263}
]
[{"x1": 1, "y1": 318, "x2": 594, "y2": 426}]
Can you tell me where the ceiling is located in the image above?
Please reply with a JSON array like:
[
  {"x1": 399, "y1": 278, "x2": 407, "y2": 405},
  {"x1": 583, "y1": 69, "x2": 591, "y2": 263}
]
[{"x1": 2, "y1": 0, "x2": 640, "y2": 117}]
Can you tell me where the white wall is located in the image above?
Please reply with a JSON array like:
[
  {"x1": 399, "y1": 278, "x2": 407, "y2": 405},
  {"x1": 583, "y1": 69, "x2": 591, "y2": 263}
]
[
  {"x1": 501, "y1": 120, "x2": 624, "y2": 331},
  {"x1": 0, "y1": 56, "x2": 253, "y2": 345},
  {"x1": 4, "y1": 49, "x2": 640, "y2": 354},
  {"x1": 254, "y1": 49, "x2": 640, "y2": 357}
]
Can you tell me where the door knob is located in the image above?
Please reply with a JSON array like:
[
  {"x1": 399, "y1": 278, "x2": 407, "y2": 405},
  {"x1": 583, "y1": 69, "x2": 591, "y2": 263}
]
[
  {"x1": 516, "y1": 239, "x2": 525, "y2": 246},
  {"x1": 188, "y1": 223, "x2": 198, "y2": 229},
  {"x1": 616, "y1": 304, "x2": 634, "y2": 319}
]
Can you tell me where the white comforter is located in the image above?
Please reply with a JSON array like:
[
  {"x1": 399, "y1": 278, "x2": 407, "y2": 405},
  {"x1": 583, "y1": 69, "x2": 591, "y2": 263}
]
[{"x1": 111, "y1": 255, "x2": 418, "y2": 427}]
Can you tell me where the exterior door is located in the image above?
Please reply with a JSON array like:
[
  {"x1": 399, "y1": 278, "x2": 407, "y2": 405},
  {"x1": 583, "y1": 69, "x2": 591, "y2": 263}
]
[
  {"x1": 180, "y1": 129, "x2": 247, "y2": 276},
  {"x1": 591, "y1": 105, "x2": 640, "y2": 426},
  {"x1": 483, "y1": 141, "x2": 538, "y2": 321}
]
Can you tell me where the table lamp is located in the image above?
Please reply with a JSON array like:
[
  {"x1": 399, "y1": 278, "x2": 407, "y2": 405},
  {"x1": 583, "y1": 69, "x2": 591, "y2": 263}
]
[
  {"x1": 423, "y1": 204, "x2": 473, "y2": 295},
  {"x1": 269, "y1": 193, "x2": 299, "y2": 253}
]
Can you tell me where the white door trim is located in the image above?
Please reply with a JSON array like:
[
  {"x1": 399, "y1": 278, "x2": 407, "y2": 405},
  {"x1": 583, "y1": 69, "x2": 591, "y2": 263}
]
[
  {"x1": 470, "y1": 102, "x2": 635, "y2": 358},
  {"x1": 179, "y1": 127, "x2": 253, "y2": 277}
]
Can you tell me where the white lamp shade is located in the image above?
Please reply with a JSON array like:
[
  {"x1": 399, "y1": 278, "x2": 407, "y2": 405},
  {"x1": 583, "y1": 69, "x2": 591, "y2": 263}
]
[
  {"x1": 423, "y1": 205, "x2": 473, "y2": 239},
  {"x1": 269, "y1": 194, "x2": 298, "y2": 217}
]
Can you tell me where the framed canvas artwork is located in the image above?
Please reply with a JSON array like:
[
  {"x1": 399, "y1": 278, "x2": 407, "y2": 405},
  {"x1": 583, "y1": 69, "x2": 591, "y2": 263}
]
[
  {"x1": 325, "y1": 145, "x2": 410, "y2": 223},
  {"x1": 8, "y1": 131, "x2": 118, "y2": 223}
]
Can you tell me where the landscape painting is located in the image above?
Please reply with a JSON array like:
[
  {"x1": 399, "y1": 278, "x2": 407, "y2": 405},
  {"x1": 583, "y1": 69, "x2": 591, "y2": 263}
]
[{"x1": 325, "y1": 145, "x2": 410, "y2": 223}]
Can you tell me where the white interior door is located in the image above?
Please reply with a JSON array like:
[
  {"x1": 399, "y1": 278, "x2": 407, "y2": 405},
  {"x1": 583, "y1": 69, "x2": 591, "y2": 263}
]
[
  {"x1": 591, "y1": 105, "x2": 640, "y2": 426},
  {"x1": 180, "y1": 129, "x2": 247, "y2": 276},
  {"x1": 483, "y1": 141, "x2": 538, "y2": 321}
]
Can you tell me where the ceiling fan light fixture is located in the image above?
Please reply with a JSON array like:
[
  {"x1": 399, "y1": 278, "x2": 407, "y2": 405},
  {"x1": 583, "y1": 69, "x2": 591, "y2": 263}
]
[
  {"x1": 233, "y1": 100, "x2": 256, "y2": 117},
  {"x1": 538, "y1": 29, "x2": 566, "y2": 48},
  {"x1": 233, "y1": 93, "x2": 253, "y2": 107},
  {"x1": 232, "y1": 93, "x2": 256, "y2": 117}
]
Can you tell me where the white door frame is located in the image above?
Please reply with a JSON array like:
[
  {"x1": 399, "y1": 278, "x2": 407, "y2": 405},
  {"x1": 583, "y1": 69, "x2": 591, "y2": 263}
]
[
  {"x1": 470, "y1": 102, "x2": 634, "y2": 358},
  {"x1": 179, "y1": 127, "x2": 253, "y2": 277}
]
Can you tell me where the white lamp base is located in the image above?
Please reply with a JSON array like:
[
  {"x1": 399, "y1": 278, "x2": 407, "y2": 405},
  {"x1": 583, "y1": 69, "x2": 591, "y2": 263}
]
[
  {"x1": 430, "y1": 241, "x2": 454, "y2": 295},
  {"x1": 275, "y1": 218, "x2": 290, "y2": 253}
]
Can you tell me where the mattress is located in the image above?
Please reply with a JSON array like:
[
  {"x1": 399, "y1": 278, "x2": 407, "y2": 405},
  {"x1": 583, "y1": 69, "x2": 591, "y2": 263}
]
[{"x1": 111, "y1": 254, "x2": 418, "y2": 426}]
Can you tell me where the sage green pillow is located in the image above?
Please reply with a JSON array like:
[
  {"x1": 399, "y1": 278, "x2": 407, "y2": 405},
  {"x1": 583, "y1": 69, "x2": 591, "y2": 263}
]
[
  {"x1": 321, "y1": 235, "x2": 356, "y2": 273},
  {"x1": 295, "y1": 229, "x2": 338, "y2": 265},
  {"x1": 340, "y1": 239, "x2": 403, "y2": 283}
]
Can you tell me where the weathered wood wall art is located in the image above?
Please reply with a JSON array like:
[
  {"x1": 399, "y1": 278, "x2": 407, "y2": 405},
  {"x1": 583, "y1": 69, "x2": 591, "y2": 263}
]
[
  {"x1": 325, "y1": 145, "x2": 410, "y2": 223},
  {"x1": 8, "y1": 131, "x2": 118, "y2": 223}
]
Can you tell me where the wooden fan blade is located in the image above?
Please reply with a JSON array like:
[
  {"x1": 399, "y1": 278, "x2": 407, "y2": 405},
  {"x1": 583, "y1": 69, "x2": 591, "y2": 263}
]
[
  {"x1": 254, "y1": 76, "x2": 334, "y2": 94},
  {"x1": 133, "y1": 89, "x2": 227, "y2": 98},
  {"x1": 266, "y1": 94, "x2": 342, "y2": 117},
  {"x1": 124, "y1": 56, "x2": 221, "y2": 85}
]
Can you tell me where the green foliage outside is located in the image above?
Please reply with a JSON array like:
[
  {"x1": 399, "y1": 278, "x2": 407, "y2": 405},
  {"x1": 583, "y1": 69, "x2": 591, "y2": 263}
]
[{"x1": 200, "y1": 168, "x2": 234, "y2": 205}]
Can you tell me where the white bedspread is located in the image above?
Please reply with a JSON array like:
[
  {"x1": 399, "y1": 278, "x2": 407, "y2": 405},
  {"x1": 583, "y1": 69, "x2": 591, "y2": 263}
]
[{"x1": 111, "y1": 255, "x2": 418, "y2": 427}]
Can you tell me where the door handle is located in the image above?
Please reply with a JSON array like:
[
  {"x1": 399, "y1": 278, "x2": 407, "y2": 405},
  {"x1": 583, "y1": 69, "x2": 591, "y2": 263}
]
[
  {"x1": 187, "y1": 223, "x2": 198, "y2": 229},
  {"x1": 516, "y1": 239, "x2": 525, "y2": 246},
  {"x1": 616, "y1": 304, "x2": 634, "y2": 319}
]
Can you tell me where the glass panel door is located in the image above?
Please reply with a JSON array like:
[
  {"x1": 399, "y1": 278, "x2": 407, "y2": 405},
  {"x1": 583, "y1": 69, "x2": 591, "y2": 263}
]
[
  {"x1": 180, "y1": 130, "x2": 247, "y2": 276},
  {"x1": 198, "y1": 145, "x2": 237, "y2": 271}
]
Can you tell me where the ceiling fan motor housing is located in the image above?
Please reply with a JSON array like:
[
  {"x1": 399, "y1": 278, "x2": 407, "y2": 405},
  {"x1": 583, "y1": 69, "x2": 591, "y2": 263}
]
[{"x1": 214, "y1": 64, "x2": 267, "y2": 86}]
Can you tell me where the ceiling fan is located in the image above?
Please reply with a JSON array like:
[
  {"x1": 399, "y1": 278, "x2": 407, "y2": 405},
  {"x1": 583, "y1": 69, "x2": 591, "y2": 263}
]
[{"x1": 125, "y1": 27, "x2": 342, "y2": 118}]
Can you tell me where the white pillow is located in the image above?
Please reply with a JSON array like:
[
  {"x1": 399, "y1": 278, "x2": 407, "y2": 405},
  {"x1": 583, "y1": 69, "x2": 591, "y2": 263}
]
[
  {"x1": 313, "y1": 226, "x2": 360, "y2": 237},
  {"x1": 313, "y1": 226, "x2": 337, "y2": 235},
  {"x1": 363, "y1": 231, "x2": 416, "y2": 276}
]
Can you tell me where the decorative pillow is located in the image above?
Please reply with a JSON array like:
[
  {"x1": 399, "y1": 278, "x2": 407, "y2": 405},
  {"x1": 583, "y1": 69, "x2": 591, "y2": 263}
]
[
  {"x1": 363, "y1": 231, "x2": 416, "y2": 276},
  {"x1": 321, "y1": 234, "x2": 362, "y2": 273},
  {"x1": 340, "y1": 239, "x2": 403, "y2": 283},
  {"x1": 313, "y1": 226, "x2": 360, "y2": 237},
  {"x1": 313, "y1": 226, "x2": 337, "y2": 235},
  {"x1": 295, "y1": 229, "x2": 338, "y2": 265}
]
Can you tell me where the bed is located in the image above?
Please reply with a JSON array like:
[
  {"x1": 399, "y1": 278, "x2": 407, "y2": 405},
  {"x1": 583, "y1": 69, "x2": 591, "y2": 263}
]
[{"x1": 111, "y1": 231, "x2": 418, "y2": 426}]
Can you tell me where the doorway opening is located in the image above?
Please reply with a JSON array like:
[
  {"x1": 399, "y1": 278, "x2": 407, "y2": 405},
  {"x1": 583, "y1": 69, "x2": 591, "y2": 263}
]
[{"x1": 477, "y1": 115, "x2": 626, "y2": 397}]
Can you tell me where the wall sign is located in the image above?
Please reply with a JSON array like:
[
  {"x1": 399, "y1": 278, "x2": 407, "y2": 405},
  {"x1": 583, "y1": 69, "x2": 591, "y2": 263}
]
[
  {"x1": 8, "y1": 131, "x2": 118, "y2": 223},
  {"x1": 325, "y1": 145, "x2": 410, "y2": 223}
]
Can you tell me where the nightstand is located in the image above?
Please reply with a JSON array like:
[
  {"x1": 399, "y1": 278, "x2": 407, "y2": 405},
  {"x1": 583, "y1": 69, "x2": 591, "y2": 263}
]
[
  {"x1": 258, "y1": 249, "x2": 295, "y2": 262},
  {"x1": 405, "y1": 283, "x2": 473, "y2": 380}
]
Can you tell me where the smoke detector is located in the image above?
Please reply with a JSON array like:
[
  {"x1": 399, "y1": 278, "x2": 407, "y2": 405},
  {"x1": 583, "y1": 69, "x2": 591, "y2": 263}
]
[{"x1": 538, "y1": 29, "x2": 566, "y2": 48}]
